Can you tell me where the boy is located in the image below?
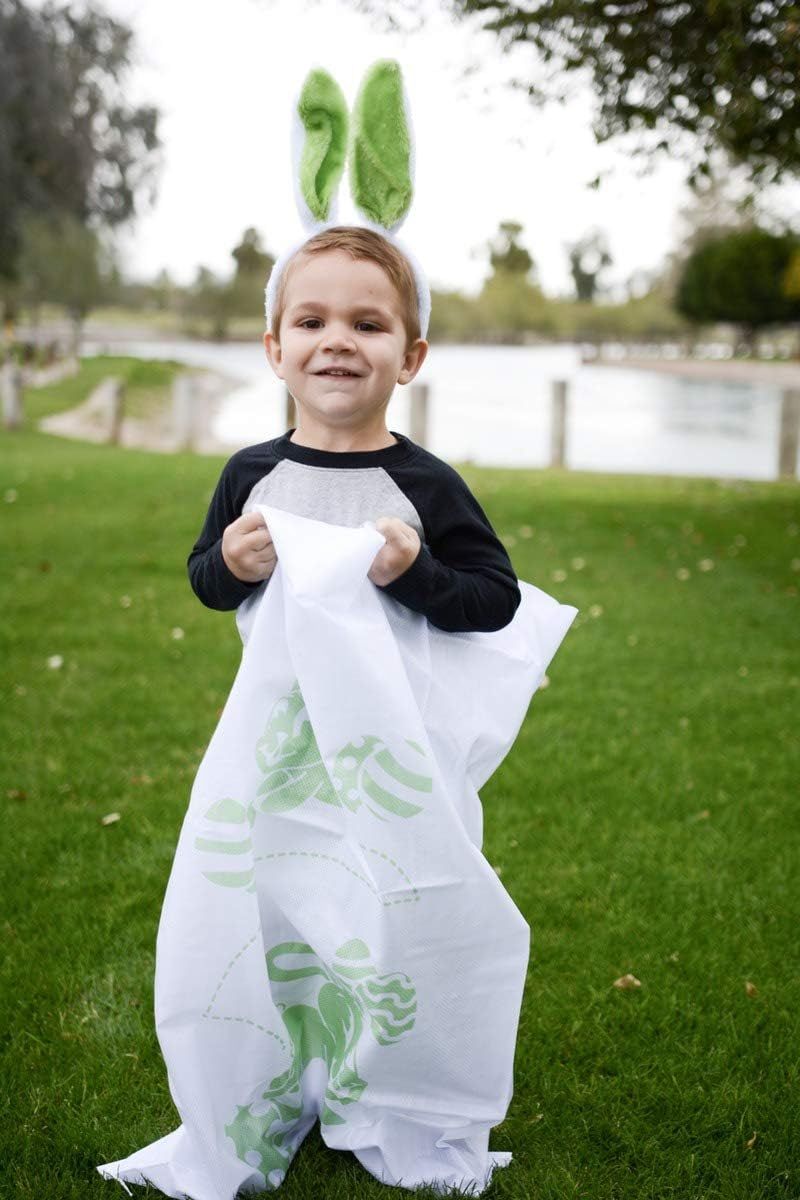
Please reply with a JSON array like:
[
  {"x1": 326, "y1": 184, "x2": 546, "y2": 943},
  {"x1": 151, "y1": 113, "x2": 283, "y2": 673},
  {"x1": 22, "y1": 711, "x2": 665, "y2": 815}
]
[{"x1": 187, "y1": 225, "x2": 521, "y2": 634}]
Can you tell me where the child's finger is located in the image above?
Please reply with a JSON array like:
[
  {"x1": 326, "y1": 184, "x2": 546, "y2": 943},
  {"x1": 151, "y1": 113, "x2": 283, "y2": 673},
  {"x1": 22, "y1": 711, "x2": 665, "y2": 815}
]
[
  {"x1": 244, "y1": 527, "x2": 273, "y2": 549},
  {"x1": 237, "y1": 511, "x2": 268, "y2": 533}
]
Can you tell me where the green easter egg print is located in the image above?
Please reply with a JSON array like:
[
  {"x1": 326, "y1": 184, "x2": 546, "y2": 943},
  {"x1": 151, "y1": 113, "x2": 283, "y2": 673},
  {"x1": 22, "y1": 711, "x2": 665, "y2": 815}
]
[{"x1": 255, "y1": 681, "x2": 431, "y2": 820}]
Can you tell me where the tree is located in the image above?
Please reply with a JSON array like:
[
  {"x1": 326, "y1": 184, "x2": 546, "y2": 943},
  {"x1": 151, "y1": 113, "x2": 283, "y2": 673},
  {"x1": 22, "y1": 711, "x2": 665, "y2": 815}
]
[
  {"x1": 16, "y1": 212, "x2": 114, "y2": 353},
  {"x1": 653, "y1": 156, "x2": 761, "y2": 312},
  {"x1": 231, "y1": 227, "x2": 274, "y2": 279},
  {"x1": 675, "y1": 227, "x2": 800, "y2": 353},
  {"x1": 783, "y1": 250, "x2": 800, "y2": 303},
  {"x1": 566, "y1": 229, "x2": 612, "y2": 303},
  {"x1": 479, "y1": 221, "x2": 551, "y2": 340},
  {"x1": 339, "y1": 0, "x2": 800, "y2": 187},
  {"x1": 0, "y1": 0, "x2": 161, "y2": 321},
  {"x1": 182, "y1": 267, "x2": 238, "y2": 340},
  {"x1": 228, "y1": 227, "x2": 275, "y2": 320},
  {"x1": 487, "y1": 220, "x2": 535, "y2": 278}
]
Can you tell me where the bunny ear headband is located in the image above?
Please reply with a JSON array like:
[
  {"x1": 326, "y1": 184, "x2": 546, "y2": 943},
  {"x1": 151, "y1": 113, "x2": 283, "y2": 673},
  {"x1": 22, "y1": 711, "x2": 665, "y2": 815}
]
[{"x1": 264, "y1": 58, "x2": 431, "y2": 340}]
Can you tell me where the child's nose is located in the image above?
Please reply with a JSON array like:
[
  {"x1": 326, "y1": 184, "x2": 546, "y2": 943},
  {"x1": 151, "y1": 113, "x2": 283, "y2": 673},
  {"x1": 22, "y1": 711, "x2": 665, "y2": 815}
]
[{"x1": 320, "y1": 324, "x2": 356, "y2": 351}]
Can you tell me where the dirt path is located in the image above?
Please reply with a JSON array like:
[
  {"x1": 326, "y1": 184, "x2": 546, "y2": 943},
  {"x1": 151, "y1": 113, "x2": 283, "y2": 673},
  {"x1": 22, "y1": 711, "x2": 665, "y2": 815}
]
[{"x1": 37, "y1": 370, "x2": 241, "y2": 455}]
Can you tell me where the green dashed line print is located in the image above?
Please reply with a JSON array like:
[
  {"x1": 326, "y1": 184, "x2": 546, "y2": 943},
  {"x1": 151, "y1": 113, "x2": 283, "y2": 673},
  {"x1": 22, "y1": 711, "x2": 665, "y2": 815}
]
[
  {"x1": 225, "y1": 938, "x2": 416, "y2": 1187},
  {"x1": 193, "y1": 679, "x2": 431, "y2": 891}
]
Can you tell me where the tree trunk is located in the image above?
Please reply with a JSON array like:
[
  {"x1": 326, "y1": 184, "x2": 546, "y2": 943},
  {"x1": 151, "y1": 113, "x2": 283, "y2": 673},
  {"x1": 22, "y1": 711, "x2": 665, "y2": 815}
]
[
  {"x1": 3, "y1": 297, "x2": 16, "y2": 350},
  {"x1": 738, "y1": 323, "x2": 758, "y2": 357},
  {"x1": 68, "y1": 309, "x2": 83, "y2": 359}
]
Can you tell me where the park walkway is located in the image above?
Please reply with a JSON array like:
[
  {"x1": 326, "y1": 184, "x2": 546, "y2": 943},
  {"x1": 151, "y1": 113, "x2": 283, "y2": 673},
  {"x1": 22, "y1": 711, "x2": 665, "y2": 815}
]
[{"x1": 589, "y1": 354, "x2": 800, "y2": 387}]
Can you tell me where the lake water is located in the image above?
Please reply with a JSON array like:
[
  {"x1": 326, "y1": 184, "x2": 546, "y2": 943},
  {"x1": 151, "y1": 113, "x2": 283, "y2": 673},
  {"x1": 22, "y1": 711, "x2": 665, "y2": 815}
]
[{"x1": 83, "y1": 338, "x2": 794, "y2": 481}]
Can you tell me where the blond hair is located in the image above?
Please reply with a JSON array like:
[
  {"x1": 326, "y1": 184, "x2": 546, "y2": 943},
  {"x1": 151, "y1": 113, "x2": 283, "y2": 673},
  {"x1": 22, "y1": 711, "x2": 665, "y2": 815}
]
[{"x1": 269, "y1": 225, "x2": 421, "y2": 348}]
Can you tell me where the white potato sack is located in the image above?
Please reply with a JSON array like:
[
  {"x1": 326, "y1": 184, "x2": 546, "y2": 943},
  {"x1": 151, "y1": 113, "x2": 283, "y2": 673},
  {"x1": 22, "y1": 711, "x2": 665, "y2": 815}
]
[{"x1": 97, "y1": 503, "x2": 578, "y2": 1198}]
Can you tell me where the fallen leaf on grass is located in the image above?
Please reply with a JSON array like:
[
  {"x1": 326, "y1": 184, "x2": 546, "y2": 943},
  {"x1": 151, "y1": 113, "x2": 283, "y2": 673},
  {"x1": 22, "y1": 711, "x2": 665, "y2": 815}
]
[
  {"x1": 7, "y1": 789, "x2": 27, "y2": 801},
  {"x1": 101, "y1": 812, "x2": 121, "y2": 826},
  {"x1": 613, "y1": 973, "x2": 641, "y2": 990},
  {"x1": 745, "y1": 1131, "x2": 758, "y2": 1149},
  {"x1": 744, "y1": 980, "x2": 758, "y2": 997},
  {"x1": 131, "y1": 774, "x2": 152, "y2": 785}
]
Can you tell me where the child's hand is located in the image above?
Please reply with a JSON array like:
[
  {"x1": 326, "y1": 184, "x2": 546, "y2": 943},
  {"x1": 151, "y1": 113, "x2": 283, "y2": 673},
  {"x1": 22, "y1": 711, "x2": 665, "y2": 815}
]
[
  {"x1": 368, "y1": 517, "x2": 421, "y2": 587},
  {"x1": 222, "y1": 512, "x2": 277, "y2": 583}
]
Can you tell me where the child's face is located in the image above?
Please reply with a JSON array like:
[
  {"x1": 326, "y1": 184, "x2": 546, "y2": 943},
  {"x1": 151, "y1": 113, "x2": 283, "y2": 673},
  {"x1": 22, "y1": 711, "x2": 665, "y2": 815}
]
[{"x1": 263, "y1": 249, "x2": 427, "y2": 428}]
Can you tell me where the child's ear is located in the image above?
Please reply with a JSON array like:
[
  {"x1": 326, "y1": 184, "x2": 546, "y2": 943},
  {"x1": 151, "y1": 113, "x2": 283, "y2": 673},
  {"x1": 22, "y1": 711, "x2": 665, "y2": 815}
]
[
  {"x1": 263, "y1": 330, "x2": 284, "y2": 378},
  {"x1": 292, "y1": 67, "x2": 348, "y2": 228},
  {"x1": 349, "y1": 59, "x2": 414, "y2": 232},
  {"x1": 398, "y1": 338, "x2": 428, "y2": 385}
]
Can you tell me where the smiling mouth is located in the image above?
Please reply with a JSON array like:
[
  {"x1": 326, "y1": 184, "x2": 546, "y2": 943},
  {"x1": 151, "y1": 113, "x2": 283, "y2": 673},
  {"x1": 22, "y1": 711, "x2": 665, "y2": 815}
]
[{"x1": 315, "y1": 369, "x2": 361, "y2": 377}]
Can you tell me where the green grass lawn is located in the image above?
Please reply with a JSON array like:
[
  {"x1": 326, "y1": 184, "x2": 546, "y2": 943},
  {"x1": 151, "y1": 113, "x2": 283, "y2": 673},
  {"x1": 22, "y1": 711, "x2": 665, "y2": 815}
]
[{"x1": 2, "y1": 360, "x2": 799, "y2": 1199}]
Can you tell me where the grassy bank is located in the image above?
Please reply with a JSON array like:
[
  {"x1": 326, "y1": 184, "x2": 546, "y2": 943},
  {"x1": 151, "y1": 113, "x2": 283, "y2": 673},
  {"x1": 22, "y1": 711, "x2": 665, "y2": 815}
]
[
  {"x1": 1, "y1": 371, "x2": 798, "y2": 1198},
  {"x1": 21, "y1": 355, "x2": 198, "y2": 429}
]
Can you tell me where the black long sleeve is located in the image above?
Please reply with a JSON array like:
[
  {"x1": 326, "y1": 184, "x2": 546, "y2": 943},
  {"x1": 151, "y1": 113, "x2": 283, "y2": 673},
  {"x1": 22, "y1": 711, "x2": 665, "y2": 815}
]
[
  {"x1": 187, "y1": 452, "x2": 267, "y2": 611},
  {"x1": 186, "y1": 432, "x2": 521, "y2": 631},
  {"x1": 378, "y1": 461, "x2": 520, "y2": 632}
]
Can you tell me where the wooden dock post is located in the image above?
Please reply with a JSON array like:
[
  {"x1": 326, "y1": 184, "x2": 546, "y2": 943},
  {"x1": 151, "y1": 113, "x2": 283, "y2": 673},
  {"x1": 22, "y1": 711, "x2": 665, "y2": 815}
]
[
  {"x1": 778, "y1": 389, "x2": 800, "y2": 478},
  {"x1": 550, "y1": 379, "x2": 568, "y2": 468},
  {"x1": 106, "y1": 377, "x2": 125, "y2": 444},
  {"x1": 172, "y1": 373, "x2": 195, "y2": 451},
  {"x1": 409, "y1": 382, "x2": 429, "y2": 448},
  {"x1": 1, "y1": 360, "x2": 23, "y2": 430}
]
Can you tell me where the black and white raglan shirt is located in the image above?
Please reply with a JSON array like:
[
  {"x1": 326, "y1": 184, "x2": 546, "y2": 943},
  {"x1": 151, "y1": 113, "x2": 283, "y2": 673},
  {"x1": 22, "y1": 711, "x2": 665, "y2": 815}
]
[{"x1": 187, "y1": 429, "x2": 520, "y2": 634}]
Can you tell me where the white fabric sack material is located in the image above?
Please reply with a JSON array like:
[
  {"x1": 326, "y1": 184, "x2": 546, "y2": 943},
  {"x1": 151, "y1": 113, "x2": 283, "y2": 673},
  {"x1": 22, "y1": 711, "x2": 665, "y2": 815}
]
[{"x1": 97, "y1": 504, "x2": 578, "y2": 1199}]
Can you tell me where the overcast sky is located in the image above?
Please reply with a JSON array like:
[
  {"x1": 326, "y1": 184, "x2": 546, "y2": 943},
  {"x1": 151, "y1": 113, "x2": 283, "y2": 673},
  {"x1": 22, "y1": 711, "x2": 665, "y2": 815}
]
[{"x1": 102, "y1": 0, "x2": 797, "y2": 299}]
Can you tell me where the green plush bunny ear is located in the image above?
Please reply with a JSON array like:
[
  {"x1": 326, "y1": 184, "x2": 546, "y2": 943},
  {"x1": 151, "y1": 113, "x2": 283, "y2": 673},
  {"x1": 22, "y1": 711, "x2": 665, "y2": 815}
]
[
  {"x1": 295, "y1": 68, "x2": 349, "y2": 225},
  {"x1": 349, "y1": 59, "x2": 413, "y2": 230}
]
